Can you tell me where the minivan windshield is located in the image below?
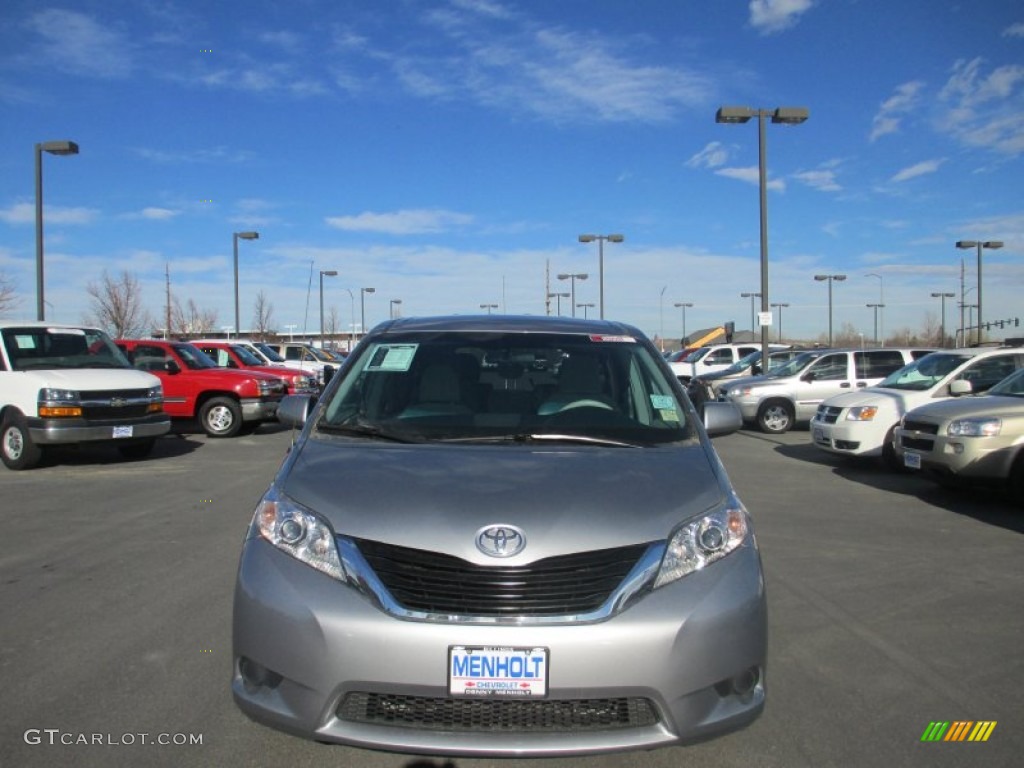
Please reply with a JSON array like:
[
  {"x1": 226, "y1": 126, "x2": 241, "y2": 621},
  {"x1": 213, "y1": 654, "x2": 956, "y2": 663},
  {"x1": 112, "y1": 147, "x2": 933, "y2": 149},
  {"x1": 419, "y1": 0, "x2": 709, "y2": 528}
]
[
  {"x1": 876, "y1": 352, "x2": 970, "y2": 391},
  {"x1": 316, "y1": 331, "x2": 692, "y2": 445},
  {"x1": 766, "y1": 351, "x2": 823, "y2": 378}
]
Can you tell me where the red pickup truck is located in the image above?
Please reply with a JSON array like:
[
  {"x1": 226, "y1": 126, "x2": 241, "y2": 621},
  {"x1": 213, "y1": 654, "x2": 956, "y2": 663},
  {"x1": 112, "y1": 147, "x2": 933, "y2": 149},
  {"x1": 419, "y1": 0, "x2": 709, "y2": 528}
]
[
  {"x1": 117, "y1": 339, "x2": 287, "y2": 437},
  {"x1": 193, "y1": 341, "x2": 319, "y2": 395}
]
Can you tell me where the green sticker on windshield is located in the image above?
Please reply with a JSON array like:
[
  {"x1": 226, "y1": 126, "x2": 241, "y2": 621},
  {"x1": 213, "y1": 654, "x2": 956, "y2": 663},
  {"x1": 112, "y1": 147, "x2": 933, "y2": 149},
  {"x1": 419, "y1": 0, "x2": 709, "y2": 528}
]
[
  {"x1": 650, "y1": 394, "x2": 675, "y2": 410},
  {"x1": 365, "y1": 343, "x2": 418, "y2": 372}
]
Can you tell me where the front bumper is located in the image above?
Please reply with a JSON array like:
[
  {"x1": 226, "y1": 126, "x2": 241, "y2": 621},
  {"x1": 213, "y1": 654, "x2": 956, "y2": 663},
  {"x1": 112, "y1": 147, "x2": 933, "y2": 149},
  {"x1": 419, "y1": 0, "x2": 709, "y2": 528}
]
[
  {"x1": 240, "y1": 398, "x2": 281, "y2": 423},
  {"x1": 28, "y1": 414, "x2": 171, "y2": 445},
  {"x1": 232, "y1": 536, "x2": 766, "y2": 756},
  {"x1": 898, "y1": 432, "x2": 1019, "y2": 479},
  {"x1": 811, "y1": 417, "x2": 886, "y2": 457}
]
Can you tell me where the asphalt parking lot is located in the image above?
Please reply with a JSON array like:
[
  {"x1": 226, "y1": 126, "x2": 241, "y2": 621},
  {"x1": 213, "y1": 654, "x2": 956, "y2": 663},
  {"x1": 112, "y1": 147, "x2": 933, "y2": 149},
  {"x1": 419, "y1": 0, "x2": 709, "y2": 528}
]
[{"x1": 1, "y1": 424, "x2": 1021, "y2": 768}]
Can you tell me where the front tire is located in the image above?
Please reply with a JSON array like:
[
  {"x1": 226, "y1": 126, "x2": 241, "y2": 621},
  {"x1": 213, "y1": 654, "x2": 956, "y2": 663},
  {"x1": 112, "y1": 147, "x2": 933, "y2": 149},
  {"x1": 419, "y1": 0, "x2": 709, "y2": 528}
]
[
  {"x1": 1, "y1": 411, "x2": 43, "y2": 470},
  {"x1": 756, "y1": 400, "x2": 794, "y2": 434},
  {"x1": 199, "y1": 397, "x2": 243, "y2": 438}
]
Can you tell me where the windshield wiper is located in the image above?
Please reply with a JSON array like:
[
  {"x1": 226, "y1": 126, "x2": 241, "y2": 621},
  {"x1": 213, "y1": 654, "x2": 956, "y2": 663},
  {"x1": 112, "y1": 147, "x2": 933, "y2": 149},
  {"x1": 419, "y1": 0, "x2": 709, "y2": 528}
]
[
  {"x1": 317, "y1": 422, "x2": 421, "y2": 443},
  {"x1": 438, "y1": 433, "x2": 643, "y2": 448}
]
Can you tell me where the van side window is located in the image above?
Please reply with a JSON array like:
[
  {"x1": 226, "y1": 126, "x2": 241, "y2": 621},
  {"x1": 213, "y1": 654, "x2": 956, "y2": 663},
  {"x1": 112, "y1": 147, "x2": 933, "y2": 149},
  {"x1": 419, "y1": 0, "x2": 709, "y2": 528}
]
[
  {"x1": 855, "y1": 350, "x2": 906, "y2": 379},
  {"x1": 807, "y1": 353, "x2": 848, "y2": 381},
  {"x1": 957, "y1": 355, "x2": 1020, "y2": 393}
]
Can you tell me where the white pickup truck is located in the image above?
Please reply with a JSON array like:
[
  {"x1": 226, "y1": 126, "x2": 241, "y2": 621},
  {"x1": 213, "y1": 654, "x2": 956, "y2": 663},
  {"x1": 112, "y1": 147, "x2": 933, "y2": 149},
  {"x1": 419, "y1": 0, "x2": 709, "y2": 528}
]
[{"x1": 1, "y1": 322, "x2": 170, "y2": 470}]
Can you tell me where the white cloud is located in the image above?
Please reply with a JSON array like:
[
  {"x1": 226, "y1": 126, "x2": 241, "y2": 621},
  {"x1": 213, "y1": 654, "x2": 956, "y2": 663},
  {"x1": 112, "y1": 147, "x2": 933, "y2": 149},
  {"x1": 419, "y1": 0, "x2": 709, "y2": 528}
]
[
  {"x1": 938, "y1": 58, "x2": 1024, "y2": 154},
  {"x1": 137, "y1": 207, "x2": 179, "y2": 220},
  {"x1": 749, "y1": 0, "x2": 815, "y2": 35},
  {"x1": 714, "y1": 167, "x2": 785, "y2": 192},
  {"x1": 685, "y1": 142, "x2": 729, "y2": 169},
  {"x1": 870, "y1": 81, "x2": 926, "y2": 141},
  {"x1": 134, "y1": 146, "x2": 254, "y2": 164},
  {"x1": 325, "y1": 209, "x2": 474, "y2": 235},
  {"x1": 25, "y1": 9, "x2": 133, "y2": 78},
  {"x1": 890, "y1": 159, "x2": 945, "y2": 183},
  {"x1": 0, "y1": 202, "x2": 98, "y2": 225},
  {"x1": 792, "y1": 168, "x2": 841, "y2": 192},
  {"x1": 1002, "y1": 23, "x2": 1024, "y2": 38}
]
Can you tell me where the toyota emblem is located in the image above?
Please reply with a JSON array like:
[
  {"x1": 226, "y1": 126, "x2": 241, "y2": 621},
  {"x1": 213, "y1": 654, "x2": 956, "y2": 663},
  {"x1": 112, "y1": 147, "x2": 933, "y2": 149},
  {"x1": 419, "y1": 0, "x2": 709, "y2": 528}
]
[{"x1": 475, "y1": 525, "x2": 526, "y2": 558}]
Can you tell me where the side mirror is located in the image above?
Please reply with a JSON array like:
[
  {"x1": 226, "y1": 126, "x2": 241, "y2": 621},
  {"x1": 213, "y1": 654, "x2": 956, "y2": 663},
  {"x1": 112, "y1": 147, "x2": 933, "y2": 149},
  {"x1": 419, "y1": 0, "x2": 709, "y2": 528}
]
[
  {"x1": 801, "y1": 371, "x2": 816, "y2": 382},
  {"x1": 164, "y1": 360, "x2": 181, "y2": 374},
  {"x1": 323, "y1": 364, "x2": 335, "y2": 386},
  {"x1": 703, "y1": 401, "x2": 742, "y2": 437},
  {"x1": 949, "y1": 379, "x2": 973, "y2": 396},
  {"x1": 277, "y1": 394, "x2": 314, "y2": 428}
]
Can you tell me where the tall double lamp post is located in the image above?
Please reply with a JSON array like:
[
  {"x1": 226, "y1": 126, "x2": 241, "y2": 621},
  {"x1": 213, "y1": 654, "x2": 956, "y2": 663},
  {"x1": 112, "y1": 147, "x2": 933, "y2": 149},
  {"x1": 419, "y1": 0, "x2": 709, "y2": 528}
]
[
  {"x1": 319, "y1": 269, "x2": 338, "y2": 346},
  {"x1": 577, "y1": 234, "x2": 623, "y2": 319},
  {"x1": 956, "y1": 240, "x2": 1003, "y2": 345},
  {"x1": 716, "y1": 106, "x2": 808, "y2": 368},
  {"x1": 814, "y1": 274, "x2": 846, "y2": 347},
  {"x1": 233, "y1": 231, "x2": 260, "y2": 338},
  {"x1": 35, "y1": 140, "x2": 80, "y2": 321}
]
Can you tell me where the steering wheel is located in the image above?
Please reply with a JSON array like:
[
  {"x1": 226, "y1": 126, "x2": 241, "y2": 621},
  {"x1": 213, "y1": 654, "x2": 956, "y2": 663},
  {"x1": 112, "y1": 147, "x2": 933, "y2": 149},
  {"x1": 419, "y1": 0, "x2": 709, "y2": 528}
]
[{"x1": 558, "y1": 399, "x2": 614, "y2": 412}]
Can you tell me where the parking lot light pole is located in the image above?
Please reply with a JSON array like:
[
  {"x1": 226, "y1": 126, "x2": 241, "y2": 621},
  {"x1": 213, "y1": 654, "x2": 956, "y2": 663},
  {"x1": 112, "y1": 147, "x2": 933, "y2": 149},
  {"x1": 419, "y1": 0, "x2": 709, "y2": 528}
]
[
  {"x1": 865, "y1": 273, "x2": 884, "y2": 343},
  {"x1": 717, "y1": 106, "x2": 808, "y2": 374},
  {"x1": 360, "y1": 287, "x2": 375, "y2": 338},
  {"x1": 578, "y1": 234, "x2": 623, "y2": 319},
  {"x1": 480, "y1": 303, "x2": 498, "y2": 314},
  {"x1": 674, "y1": 302, "x2": 693, "y2": 343},
  {"x1": 740, "y1": 292, "x2": 761, "y2": 337},
  {"x1": 548, "y1": 292, "x2": 570, "y2": 316},
  {"x1": 770, "y1": 302, "x2": 789, "y2": 343},
  {"x1": 389, "y1": 298, "x2": 402, "y2": 320},
  {"x1": 814, "y1": 274, "x2": 846, "y2": 346},
  {"x1": 35, "y1": 140, "x2": 79, "y2": 321},
  {"x1": 557, "y1": 272, "x2": 588, "y2": 317},
  {"x1": 930, "y1": 292, "x2": 955, "y2": 348},
  {"x1": 319, "y1": 270, "x2": 338, "y2": 347},
  {"x1": 576, "y1": 302, "x2": 595, "y2": 318},
  {"x1": 956, "y1": 240, "x2": 1003, "y2": 344},
  {"x1": 233, "y1": 231, "x2": 260, "y2": 338},
  {"x1": 867, "y1": 303, "x2": 885, "y2": 346}
]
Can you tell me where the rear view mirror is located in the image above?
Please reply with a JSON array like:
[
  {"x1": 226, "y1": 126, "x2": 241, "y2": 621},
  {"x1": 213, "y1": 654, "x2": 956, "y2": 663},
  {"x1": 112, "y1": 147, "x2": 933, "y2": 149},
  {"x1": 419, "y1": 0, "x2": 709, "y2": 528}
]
[{"x1": 703, "y1": 401, "x2": 742, "y2": 437}]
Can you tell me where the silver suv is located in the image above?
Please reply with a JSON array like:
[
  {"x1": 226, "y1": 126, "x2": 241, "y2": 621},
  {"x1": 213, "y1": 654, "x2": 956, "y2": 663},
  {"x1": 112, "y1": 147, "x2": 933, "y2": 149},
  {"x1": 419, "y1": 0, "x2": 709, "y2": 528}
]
[
  {"x1": 232, "y1": 315, "x2": 764, "y2": 755},
  {"x1": 721, "y1": 347, "x2": 934, "y2": 433}
]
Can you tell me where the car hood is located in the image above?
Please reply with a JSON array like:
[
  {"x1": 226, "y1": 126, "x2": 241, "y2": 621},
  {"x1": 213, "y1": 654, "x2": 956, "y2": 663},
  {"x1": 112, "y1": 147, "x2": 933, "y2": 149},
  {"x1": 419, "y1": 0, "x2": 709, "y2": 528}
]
[
  {"x1": 821, "y1": 388, "x2": 907, "y2": 409},
  {"x1": 19, "y1": 368, "x2": 159, "y2": 389},
  {"x1": 905, "y1": 394, "x2": 1024, "y2": 422},
  {"x1": 279, "y1": 438, "x2": 727, "y2": 566}
]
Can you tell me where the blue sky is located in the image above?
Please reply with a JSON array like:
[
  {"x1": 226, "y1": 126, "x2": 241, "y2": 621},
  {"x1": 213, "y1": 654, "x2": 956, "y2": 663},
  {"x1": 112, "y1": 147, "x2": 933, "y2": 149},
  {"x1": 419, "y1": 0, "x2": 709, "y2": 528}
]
[{"x1": 1, "y1": 0, "x2": 1022, "y2": 345}]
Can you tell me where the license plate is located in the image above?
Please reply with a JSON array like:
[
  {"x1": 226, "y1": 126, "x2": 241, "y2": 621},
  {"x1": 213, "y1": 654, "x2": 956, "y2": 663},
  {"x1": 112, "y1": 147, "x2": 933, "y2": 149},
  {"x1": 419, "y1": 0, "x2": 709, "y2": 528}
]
[
  {"x1": 813, "y1": 427, "x2": 823, "y2": 442},
  {"x1": 448, "y1": 646, "x2": 548, "y2": 697},
  {"x1": 904, "y1": 451, "x2": 921, "y2": 470},
  {"x1": 112, "y1": 426, "x2": 133, "y2": 439}
]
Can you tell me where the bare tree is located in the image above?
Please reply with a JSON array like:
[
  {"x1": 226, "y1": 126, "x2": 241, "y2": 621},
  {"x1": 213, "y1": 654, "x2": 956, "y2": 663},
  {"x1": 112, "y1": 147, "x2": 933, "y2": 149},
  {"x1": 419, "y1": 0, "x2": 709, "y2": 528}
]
[
  {"x1": 0, "y1": 272, "x2": 20, "y2": 317},
  {"x1": 326, "y1": 305, "x2": 340, "y2": 345},
  {"x1": 171, "y1": 298, "x2": 218, "y2": 337},
  {"x1": 86, "y1": 270, "x2": 153, "y2": 337},
  {"x1": 252, "y1": 291, "x2": 275, "y2": 340}
]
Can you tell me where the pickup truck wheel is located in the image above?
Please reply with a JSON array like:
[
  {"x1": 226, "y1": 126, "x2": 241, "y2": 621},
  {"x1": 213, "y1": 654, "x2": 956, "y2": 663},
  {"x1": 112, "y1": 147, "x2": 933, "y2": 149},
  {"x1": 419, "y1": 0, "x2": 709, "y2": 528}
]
[
  {"x1": 117, "y1": 439, "x2": 156, "y2": 460},
  {"x1": 199, "y1": 397, "x2": 243, "y2": 438},
  {"x1": 1, "y1": 412, "x2": 43, "y2": 470},
  {"x1": 756, "y1": 401, "x2": 793, "y2": 434}
]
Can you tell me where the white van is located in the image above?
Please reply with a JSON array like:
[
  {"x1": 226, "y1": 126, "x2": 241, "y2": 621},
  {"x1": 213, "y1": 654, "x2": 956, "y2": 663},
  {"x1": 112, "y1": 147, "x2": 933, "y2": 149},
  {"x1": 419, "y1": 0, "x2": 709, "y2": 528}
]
[
  {"x1": 721, "y1": 347, "x2": 933, "y2": 434},
  {"x1": 1, "y1": 322, "x2": 170, "y2": 470},
  {"x1": 680, "y1": 343, "x2": 790, "y2": 382},
  {"x1": 811, "y1": 346, "x2": 1024, "y2": 467}
]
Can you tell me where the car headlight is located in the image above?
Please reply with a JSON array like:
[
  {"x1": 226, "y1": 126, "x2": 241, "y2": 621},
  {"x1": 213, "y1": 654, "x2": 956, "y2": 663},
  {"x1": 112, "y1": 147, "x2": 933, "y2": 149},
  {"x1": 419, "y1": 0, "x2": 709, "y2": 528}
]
[
  {"x1": 727, "y1": 386, "x2": 753, "y2": 398},
  {"x1": 38, "y1": 388, "x2": 82, "y2": 417},
  {"x1": 654, "y1": 504, "x2": 751, "y2": 588},
  {"x1": 254, "y1": 487, "x2": 345, "y2": 581},
  {"x1": 845, "y1": 406, "x2": 878, "y2": 421},
  {"x1": 947, "y1": 418, "x2": 1001, "y2": 437}
]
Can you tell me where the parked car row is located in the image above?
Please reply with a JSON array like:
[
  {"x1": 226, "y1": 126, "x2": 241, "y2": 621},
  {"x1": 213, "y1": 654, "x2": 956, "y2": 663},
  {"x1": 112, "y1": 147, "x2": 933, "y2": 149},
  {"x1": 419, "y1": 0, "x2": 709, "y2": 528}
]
[
  {"x1": 0, "y1": 321, "x2": 350, "y2": 470},
  {"x1": 700, "y1": 340, "x2": 1024, "y2": 504}
]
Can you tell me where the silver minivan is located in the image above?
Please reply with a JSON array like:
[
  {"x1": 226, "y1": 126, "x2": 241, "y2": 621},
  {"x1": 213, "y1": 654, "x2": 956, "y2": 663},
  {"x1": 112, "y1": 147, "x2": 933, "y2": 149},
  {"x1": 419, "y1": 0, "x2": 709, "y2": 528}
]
[
  {"x1": 232, "y1": 315, "x2": 765, "y2": 756},
  {"x1": 720, "y1": 347, "x2": 934, "y2": 433}
]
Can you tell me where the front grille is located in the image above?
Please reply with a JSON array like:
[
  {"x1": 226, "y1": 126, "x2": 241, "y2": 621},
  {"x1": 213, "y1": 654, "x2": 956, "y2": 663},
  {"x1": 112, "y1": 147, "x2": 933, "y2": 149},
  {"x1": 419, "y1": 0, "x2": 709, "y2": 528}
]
[
  {"x1": 338, "y1": 692, "x2": 659, "y2": 731},
  {"x1": 817, "y1": 406, "x2": 842, "y2": 424},
  {"x1": 902, "y1": 419, "x2": 939, "y2": 435},
  {"x1": 901, "y1": 437, "x2": 934, "y2": 452},
  {"x1": 353, "y1": 539, "x2": 650, "y2": 617},
  {"x1": 70, "y1": 389, "x2": 157, "y2": 421}
]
